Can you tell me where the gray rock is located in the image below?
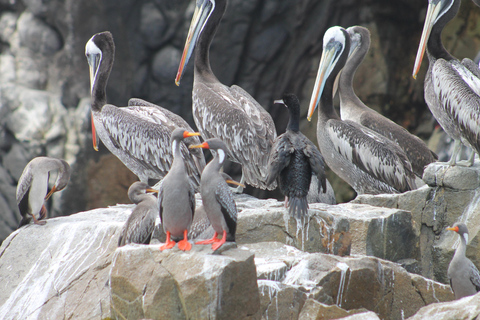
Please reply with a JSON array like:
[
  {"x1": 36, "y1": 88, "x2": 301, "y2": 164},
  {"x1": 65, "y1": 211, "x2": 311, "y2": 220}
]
[
  {"x1": 0, "y1": 12, "x2": 18, "y2": 44},
  {"x1": 152, "y1": 45, "x2": 182, "y2": 83},
  {"x1": 3, "y1": 143, "x2": 29, "y2": 181},
  {"x1": 139, "y1": 2, "x2": 167, "y2": 48},
  {"x1": 17, "y1": 12, "x2": 62, "y2": 56},
  {"x1": 423, "y1": 162, "x2": 480, "y2": 190},
  {"x1": 407, "y1": 292, "x2": 480, "y2": 320}
]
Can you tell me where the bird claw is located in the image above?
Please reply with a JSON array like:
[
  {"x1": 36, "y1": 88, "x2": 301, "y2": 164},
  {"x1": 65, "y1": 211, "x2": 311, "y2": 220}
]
[
  {"x1": 159, "y1": 241, "x2": 176, "y2": 251},
  {"x1": 177, "y1": 239, "x2": 192, "y2": 251}
]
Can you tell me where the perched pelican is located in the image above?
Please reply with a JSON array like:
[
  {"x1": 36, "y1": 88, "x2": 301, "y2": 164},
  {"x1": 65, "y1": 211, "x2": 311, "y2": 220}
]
[
  {"x1": 16, "y1": 157, "x2": 71, "y2": 228},
  {"x1": 85, "y1": 31, "x2": 205, "y2": 188},
  {"x1": 189, "y1": 138, "x2": 237, "y2": 251},
  {"x1": 340, "y1": 26, "x2": 437, "y2": 177},
  {"x1": 118, "y1": 181, "x2": 158, "y2": 247},
  {"x1": 307, "y1": 26, "x2": 416, "y2": 195},
  {"x1": 158, "y1": 129, "x2": 201, "y2": 251},
  {"x1": 266, "y1": 93, "x2": 327, "y2": 218},
  {"x1": 413, "y1": 0, "x2": 480, "y2": 166},
  {"x1": 446, "y1": 223, "x2": 480, "y2": 299},
  {"x1": 175, "y1": 0, "x2": 277, "y2": 191}
]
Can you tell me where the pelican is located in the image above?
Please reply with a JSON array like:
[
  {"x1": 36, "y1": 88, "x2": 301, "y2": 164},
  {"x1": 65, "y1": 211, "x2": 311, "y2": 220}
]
[
  {"x1": 16, "y1": 157, "x2": 71, "y2": 228},
  {"x1": 413, "y1": 0, "x2": 480, "y2": 166},
  {"x1": 118, "y1": 181, "x2": 159, "y2": 247},
  {"x1": 85, "y1": 31, "x2": 205, "y2": 188},
  {"x1": 340, "y1": 26, "x2": 437, "y2": 177},
  {"x1": 307, "y1": 26, "x2": 416, "y2": 195},
  {"x1": 175, "y1": 0, "x2": 277, "y2": 191}
]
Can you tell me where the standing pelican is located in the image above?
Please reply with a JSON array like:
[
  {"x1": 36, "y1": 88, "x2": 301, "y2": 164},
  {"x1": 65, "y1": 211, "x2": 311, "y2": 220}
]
[
  {"x1": 413, "y1": 0, "x2": 480, "y2": 166},
  {"x1": 86, "y1": 31, "x2": 205, "y2": 188},
  {"x1": 16, "y1": 157, "x2": 71, "y2": 228},
  {"x1": 175, "y1": 0, "x2": 277, "y2": 191},
  {"x1": 118, "y1": 181, "x2": 159, "y2": 247},
  {"x1": 340, "y1": 26, "x2": 437, "y2": 177},
  {"x1": 189, "y1": 139, "x2": 237, "y2": 251},
  {"x1": 158, "y1": 129, "x2": 201, "y2": 251},
  {"x1": 446, "y1": 223, "x2": 480, "y2": 299},
  {"x1": 266, "y1": 93, "x2": 327, "y2": 218},
  {"x1": 307, "y1": 26, "x2": 416, "y2": 195}
]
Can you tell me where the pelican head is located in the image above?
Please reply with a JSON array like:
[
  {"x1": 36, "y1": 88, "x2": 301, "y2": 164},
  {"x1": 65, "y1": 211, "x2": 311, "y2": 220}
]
[
  {"x1": 307, "y1": 26, "x2": 349, "y2": 121},
  {"x1": 412, "y1": 0, "x2": 456, "y2": 79},
  {"x1": 175, "y1": 0, "x2": 215, "y2": 85}
]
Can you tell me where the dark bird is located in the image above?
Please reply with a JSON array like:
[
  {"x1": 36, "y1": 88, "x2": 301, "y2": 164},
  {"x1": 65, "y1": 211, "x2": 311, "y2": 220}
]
[
  {"x1": 118, "y1": 181, "x2": 159, "y2": 247},
  {"x1": 446, "y1": 222, "x2": 480, "y2": 299},
  {"x1": 340, "y1": 26, "x2": 437, "y2": 177},
  {"x1": 85, "y1": 31, "x2": 205, "y2": 188},
  {"x1": 266, "y1": 93, "x2": 327, "y2": 218},
  {"x1": 307, "y1": 26, "x2": 416, "y2": 195},
  {"x1": 189, "y1": 138, "x2": 238, "y2": 251},
  {"x1": 16, "y1": 157, "x2": 71, "y2": 228},
  {"x1": 158, "y1": 129, "x2": 201, "y2": 251},
  {"x1": 413, "y1": 0, "x2": 480, "y2": 166},
  {"x1": 175, "y1": 0, "x2": 277, "y2": 192}
]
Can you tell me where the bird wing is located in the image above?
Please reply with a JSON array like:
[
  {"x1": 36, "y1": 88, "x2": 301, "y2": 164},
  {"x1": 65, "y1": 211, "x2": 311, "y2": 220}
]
[
  {"x1": 215, "y1": 181, "x2": 237, "y2": 239},
  {"x1": 157, "y1": 180, "x2": 165, "y2": 224},
  {"x1": 302, "y1": 137, "x2": 327, "y2": 192},
  {"x1": 266, "y1": 133, "x2": 293, "y2": 186},
  {"x1": 433, "y1": 59, "x2": 480, "y2": 153},
  {"x1": 461, "y1": 58, "x2": 480, "y2": 80},
  {"x1": 327, "y1": 119, "x2": 415, "y2": 192},
  {"x1": 193, "y1": 82, "x2": 277, "y2": 190},
  {"x1": 470, "y1": 261, "x2": 480, "y2": 292},
  {"x1": 16, "y1": 163, "x2": 34, "y2": 205},
  {"x1": 101, "y1": 104, "x2": 204, "y2": 187}
]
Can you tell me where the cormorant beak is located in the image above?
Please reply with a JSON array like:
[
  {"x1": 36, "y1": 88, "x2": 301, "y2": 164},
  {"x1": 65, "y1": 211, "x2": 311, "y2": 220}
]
[
  {"x1": 274, "y1": 99, "x2": 286, "y2": 107},
  {"x1": 446, "y1": 226, "x2": 459, "y2": 233},
  {"x1": 146, "y1": 188, "x2": 159, "y2": 195},
  {"x1": 45, "y1": 185, "x2": 57, "y2": 201},
  {"x1": 225, "y1": 179, "x2": 245, "y2": 188},
  {"x1": 189, "y1": 141, "x2": 210, "y2": 149},
  {"x1": 175, "y1": 0, "x2": 215, "y2": 86},
  {"x1": 183, "y1": 131, "x2": 201, "y2": 139},
  {"x1": 412, "y1": 0, "x2": 443, "y2": 79},
  {"x1": 307, "y1": 42, "x2": 341, "y2": 121}
]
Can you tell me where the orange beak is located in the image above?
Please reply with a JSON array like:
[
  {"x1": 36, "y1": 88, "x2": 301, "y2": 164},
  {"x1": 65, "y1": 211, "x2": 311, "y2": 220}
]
[
  {"x1": 45, "y1": 185, "x2": 57, "y2": 201},
  {"x1": 189, "y1": 141, "x2": 210, "y2": 149}
]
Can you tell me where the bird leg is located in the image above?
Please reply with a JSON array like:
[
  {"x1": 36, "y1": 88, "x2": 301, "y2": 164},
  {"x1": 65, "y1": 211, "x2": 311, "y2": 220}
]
[
  {"x1": 31, "y1": 211, "x2": 46, "y2": 225},
  {"x1": 159, "y1": 231, "x2": 176, "y2": 251},
  {"x1": 177, "y1": 230, "x2": 192, "y2": 251},
  {"x1": 39, "y1": 205, "x2": 47, "y2": 220},
  {"x1": 284, "y1": 196, "x2": 289, "y2": 208},
  {"x1": 457, "y1": 150, "x2": 477, "y2": 167},
  {"x1": 446, "y1": 139, "x2": 462, "y2": 166},
  {"x1": 196, "y1": 232, "x2": 222, "y2": 245},
  {"x1": 211, "y1": 230, "x2": 227, "y2": 251}
]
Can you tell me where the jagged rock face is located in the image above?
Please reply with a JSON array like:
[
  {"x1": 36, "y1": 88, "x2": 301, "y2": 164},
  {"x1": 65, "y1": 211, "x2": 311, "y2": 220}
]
[{"x1": 407, "y1": 292, "x2": 480, "y2": 320}]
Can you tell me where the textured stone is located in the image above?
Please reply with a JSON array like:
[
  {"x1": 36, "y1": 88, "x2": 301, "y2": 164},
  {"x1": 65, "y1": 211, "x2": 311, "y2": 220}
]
[
  {"x1": 423, "y1": 162, "x2": 480, "y2": 190},
  {"x1": 17, "y1": 12, "x2": 62, "y2": 55},
  {"x1": 139, "y1": 2, "x2": 167, "y2": 48},
  {"x1": 0, "y1": 12, "x2": 17, "y2": 44},
  {"x1": 407, "y1": 292, "x2": 480, "y2": 320},
  {"x1": 297, "y1": 299, "x2": 371, "y2": 320},
  {"x1": 152, "y1": 45, "x2": 182, "y2": 83}
]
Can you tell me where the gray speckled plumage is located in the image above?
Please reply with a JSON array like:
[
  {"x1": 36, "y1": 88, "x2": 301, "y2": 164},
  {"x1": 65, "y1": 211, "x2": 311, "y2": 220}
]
[
  {"x1": 86, "y1": 32, "x2": 205, "y2": 189},
  {"x1": 118, "y1": 181, "x2": 158, "y2": 246},
  {"x1": 340, "y1": 26, "x2": 437, "y2": 177},
  {"x1": 267, "y1": 93, "x2": 327, "y2": 218},
  {"x1": 447, "y1": 223, "x2": 480, "y2": 299},
  {"x1": 16, "y1": 157, "x2": 71, "y2": 228}
]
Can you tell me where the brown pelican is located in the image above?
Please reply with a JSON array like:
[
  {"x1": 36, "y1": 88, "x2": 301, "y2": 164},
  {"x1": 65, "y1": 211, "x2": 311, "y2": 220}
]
[
  {"x1": 413, "y1": 0, "x2": 480, "y2": 166},
  {"x1": 307, "y1": 26, "x2": 416, "y2": 195},
  {"x1": 16, "y1": 157, "x2": 71, "y2": 228},
  {"x1": 158, "y1": 129, "x2": 201, "y2": 251},
  {"x1": 446, "y1": 223, "x2": 480, "y2": 299},
  {"x1": 85, "y1": 31, "x2": 205, "y2": 188},
  {"x1": 175, "y1": 0, "x2": 277, "y2": 191},
  {"x1": 340, "y1": 26, "x2": 437, "y2": 177},
  {"x1": 266, "y1": 93, "x2": 327, "y2": 218},
  {"x1": 189, "y1": 138, "x2": 237, "y2": 251},
  {"x1": 118, "y1": 181, "x2": 159, "y2": 247}
]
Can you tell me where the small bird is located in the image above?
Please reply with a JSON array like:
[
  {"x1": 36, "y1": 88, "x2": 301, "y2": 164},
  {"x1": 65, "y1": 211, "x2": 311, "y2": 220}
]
[
  {"x1": 16, "y1": 157, "x2": 71, "y2": 228},
  {"x1": 266, "y1": 93, "x2": 327, "y2": 218},
  {"x1": 189, "y1": 138, "x2": 238, "y2": 251},
  {"x1": 158, "y1": 129, "x2": 201, "y2": 251},
  {"x1": 118, "y1": 181, "x2": 159, "y2": 247},
  {"x1": 446, "y1": 222, "x2": 480, "y2": 299}
]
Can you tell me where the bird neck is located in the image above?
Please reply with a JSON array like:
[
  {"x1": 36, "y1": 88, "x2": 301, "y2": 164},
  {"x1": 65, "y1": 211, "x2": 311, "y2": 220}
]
[
  {"x1": 427, "y1": 0, "x2": 459, "y2": 62},
  {"x1": 454, "y1": 233, "x2": 468, "y2": 259},
  {"x1": 287, "y1": 108, "x2": 300, "y2": 132},
  {"x1": 91, "y1": 58, "x2": 113, "y2": 112},
  {"x1": 171, "y1": 140, "x2": 187, "y2": 173},
  {"x1": 319, "y1": 72, "x2": 341, "y2": 122},
  {"x1": 194, "y1": 0, "x2": 226, "y2": 81}
]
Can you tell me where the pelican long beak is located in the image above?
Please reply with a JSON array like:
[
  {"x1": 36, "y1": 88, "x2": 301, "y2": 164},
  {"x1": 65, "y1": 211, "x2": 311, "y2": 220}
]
[
  {"x1": 87, "y1": 52, "x2": 102, "y2": 151},
  {"x1": 175, "y1": 0, "x2": 215, "y2": 86},
  {"x1": 307, "y1": 44, "x2": 339, "y2": 121},
  {"x1": 45, "y1": 185, "x2": 57, "y2": 201},
  {"x1": 91, "y1": 112, "x2": 99, "y2": 151},
  {"x1": 412, "y1": 0, "x2": 443, "y2": 79},
  {"x1": 189, "y1": 141, "x2": 210, "y2": 149}
]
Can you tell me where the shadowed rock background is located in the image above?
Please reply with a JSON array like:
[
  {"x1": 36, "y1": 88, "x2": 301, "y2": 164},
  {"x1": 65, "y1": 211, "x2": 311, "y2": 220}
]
[{"x1": 0, "y1": 0, "x2": 480, "y2": 243}]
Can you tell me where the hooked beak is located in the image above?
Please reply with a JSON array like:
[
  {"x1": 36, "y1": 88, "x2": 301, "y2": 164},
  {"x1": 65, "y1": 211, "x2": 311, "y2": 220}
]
[
  {"x1": 45, "y1": 185, "x2": 57, "y2": 201},
  {"x1": 189, "y1": 141, "x2": 210, "y2": 149},
  {"x1": 412, "y1": 0, "x2": 443, "y2": 79},
  {"x1": 87, "y1": 52, "x2": 101, "y2": 151},
  {"x1": 175, "y1": 0, "x2": 215, "y2": 86},
  {"x1": 274, "y1": 99, "x2": 286, "y2": 106},
  {"x1": 307, "y1": 44, "x2": 339, "y2": 121}
]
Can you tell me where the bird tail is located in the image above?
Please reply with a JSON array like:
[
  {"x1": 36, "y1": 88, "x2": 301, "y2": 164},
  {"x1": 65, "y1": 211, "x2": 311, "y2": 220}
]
[{"x1": 288, "y1": 196, "x2": 309, "y2": 219}]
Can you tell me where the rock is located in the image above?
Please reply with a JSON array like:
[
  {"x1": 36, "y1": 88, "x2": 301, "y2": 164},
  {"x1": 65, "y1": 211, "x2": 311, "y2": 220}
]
[
  {"x1": 139, "y1": 2, "x2": 167, "y2": 48},
  {"x1": 16, "y1": 12, "x2": 62, "y2": 56},
  {"x1": 407, "y1": 292, "x2": 480, "y2": 320},
  {"x1": 0, "y1": 12, "x2": 17, "y2": 44},
  {"x1": 152, "y1": 45, "x2": 182, "y2": 83},
  {"x1": 110, "y1": 244, "x2": 260, "y2": 319},
  {"x1": 258, "y1": 280, "x2": 307, "y2": 319},
  {"x1": 341, "y1": 311, "x2": 382, "y2": 320},
  {"x1": 297, "y1": 299, "x2": 371, "y2": 320},
  {"x1": 0, "y1": 205, "x2": 133, "y2": 319},
  {"x1": 423, "y1": 162, "x2": 480, "y2": 190}
]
